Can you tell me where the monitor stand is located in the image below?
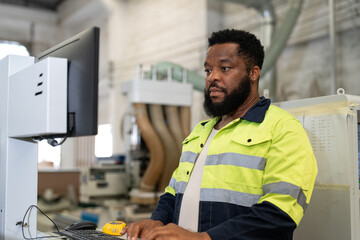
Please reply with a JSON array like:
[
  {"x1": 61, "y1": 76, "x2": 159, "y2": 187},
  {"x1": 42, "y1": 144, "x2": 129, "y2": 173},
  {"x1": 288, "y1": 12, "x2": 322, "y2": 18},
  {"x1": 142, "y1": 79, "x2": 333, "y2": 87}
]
[{"x1": 0, "y1": 55, "x2": 38, "y2": 240}]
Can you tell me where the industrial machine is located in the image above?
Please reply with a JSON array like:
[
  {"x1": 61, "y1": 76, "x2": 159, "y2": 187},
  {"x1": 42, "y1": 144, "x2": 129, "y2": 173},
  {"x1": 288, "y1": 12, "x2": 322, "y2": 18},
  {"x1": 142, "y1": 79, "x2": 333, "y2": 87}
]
[
  {"x1": 79, "y1": 165, "x2": 127, "y2": 203},
  {"x1": 121, "y1": 64, "x2": 193, "y2": 204}
]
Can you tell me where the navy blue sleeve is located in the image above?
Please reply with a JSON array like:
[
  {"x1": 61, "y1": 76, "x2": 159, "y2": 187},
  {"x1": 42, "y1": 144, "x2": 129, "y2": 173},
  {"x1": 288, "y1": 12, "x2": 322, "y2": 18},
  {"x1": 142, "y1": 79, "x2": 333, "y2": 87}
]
[
  {"x1": 206, "y1": 201, "x2": 296, "y2": 240},
  {"x1": 150, "y1": 193, "x2": 176, "y2": 225}
]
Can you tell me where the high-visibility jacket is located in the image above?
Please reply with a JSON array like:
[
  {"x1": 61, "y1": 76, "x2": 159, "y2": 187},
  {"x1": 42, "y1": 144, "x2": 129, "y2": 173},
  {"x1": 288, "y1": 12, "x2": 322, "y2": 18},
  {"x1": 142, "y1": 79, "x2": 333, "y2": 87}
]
[{"x1": 151, "y1": 97, "x2": 318, "y2": 240}]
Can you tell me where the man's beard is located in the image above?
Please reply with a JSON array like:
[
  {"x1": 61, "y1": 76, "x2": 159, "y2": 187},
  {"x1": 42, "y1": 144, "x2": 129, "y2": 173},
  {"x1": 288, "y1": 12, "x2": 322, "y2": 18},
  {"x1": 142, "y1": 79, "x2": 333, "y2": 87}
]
[{"x1": 203, "y1": 75, "x2": 251, "y2": 117}]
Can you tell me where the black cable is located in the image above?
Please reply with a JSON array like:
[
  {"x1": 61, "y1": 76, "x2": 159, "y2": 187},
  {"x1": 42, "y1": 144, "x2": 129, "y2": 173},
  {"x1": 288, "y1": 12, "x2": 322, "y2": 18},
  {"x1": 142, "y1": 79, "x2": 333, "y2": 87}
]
[
  {"x1": 46, "y1": 136, "x2": 68, "y2": 147},
  {"x1": 31, "y1": 135, "x2": 68, "y2": 147},
  {"x1": 20, "y1": 205, "x2": 62, "y2": 240}
]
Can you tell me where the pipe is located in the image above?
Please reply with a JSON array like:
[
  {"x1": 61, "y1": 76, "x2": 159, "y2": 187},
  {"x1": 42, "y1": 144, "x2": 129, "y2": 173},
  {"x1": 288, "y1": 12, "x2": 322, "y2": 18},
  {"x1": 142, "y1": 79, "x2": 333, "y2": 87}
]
[
  {"x1": 164, "y1": 66, "x2": 188, "y2": 151},
  {"x1": 179, "y1": 69, "x2": 192, "y2": 137},
  {"x1": 149, "y1": 104, "x2": 180, "y2": 192},
  {"x1": 256, "y1": 1, "x2": 277, "y2": 100},
  {"x1": 165, "y1": 106, "x2": 184, "y2": 153},
  {"x1": 180, "y1": 106, "x2": 191, "y2": 137},
  {"x1": 261, "y1": 0, "x2": 304, "y2": 75},
  {"x1": 225, "y1": 0, "x2": 276, "y2": 38},
  {"x1": 328, "y1": 0, "x2": 337, "y2": 94},
  {"x1": 133, "y1": 103, "x2": 164, "y2": 192},
  {"x1": 144, "y1": 62, "x2": 205, "y2": 91}
]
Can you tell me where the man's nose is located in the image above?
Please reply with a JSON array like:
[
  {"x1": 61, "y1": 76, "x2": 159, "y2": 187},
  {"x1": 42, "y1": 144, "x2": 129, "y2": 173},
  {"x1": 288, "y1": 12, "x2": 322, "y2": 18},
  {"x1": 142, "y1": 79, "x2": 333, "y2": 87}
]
[{"x1": 207, "y1": 69, "x2": 220, "y2": 83}]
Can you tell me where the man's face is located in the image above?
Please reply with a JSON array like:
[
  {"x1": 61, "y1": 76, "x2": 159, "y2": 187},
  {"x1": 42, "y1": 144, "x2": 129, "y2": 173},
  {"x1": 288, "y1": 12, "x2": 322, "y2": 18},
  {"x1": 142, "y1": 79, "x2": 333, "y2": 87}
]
[{"x1": 203, "y1": 43, "x2": 251, "y2": 117}]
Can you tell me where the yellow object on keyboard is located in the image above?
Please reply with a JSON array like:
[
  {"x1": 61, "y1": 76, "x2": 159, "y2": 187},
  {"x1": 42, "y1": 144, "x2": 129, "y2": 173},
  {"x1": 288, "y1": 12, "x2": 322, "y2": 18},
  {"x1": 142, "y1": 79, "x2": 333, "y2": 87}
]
[{"x1": 102, "y1": 221, "x2": 127, "y2": 236}]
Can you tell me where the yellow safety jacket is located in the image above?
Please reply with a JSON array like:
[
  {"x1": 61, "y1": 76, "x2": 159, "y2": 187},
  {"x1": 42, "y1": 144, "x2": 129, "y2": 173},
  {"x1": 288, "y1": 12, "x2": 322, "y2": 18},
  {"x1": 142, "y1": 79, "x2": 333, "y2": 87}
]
[{"x1": 151, "y1": 97, "x2": 318, "y2": 239}]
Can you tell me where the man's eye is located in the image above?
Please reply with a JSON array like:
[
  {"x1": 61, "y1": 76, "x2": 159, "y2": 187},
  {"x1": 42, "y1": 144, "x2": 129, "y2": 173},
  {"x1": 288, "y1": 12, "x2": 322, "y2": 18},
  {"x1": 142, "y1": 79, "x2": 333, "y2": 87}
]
[
  {"x1": 221, "y1": 67, "x2": 229, "y2": 71},
  {"x1": 204, "y1": 69, "x2": 211, "y2": 75}
]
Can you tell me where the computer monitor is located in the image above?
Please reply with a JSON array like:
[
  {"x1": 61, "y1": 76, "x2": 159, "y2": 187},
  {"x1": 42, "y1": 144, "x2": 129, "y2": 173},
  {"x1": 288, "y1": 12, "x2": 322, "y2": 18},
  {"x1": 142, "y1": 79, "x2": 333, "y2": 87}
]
[{"x1": 36, "y1": 27, "x2": 100, "y2": 138}]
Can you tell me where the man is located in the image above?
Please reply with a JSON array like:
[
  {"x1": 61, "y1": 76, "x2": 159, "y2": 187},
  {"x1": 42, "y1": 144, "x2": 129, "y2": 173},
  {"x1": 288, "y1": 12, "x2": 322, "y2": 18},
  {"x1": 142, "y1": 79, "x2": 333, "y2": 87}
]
[{"x1": 121, "y1": 29, "x2": 318, "y2": 240}]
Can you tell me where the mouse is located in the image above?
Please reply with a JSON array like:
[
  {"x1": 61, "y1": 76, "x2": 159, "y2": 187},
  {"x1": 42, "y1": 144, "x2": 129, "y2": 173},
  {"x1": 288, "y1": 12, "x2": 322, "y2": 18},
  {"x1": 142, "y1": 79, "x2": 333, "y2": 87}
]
[{"x1": 64, "y1": 220, "x2": 97, "y2": 231}]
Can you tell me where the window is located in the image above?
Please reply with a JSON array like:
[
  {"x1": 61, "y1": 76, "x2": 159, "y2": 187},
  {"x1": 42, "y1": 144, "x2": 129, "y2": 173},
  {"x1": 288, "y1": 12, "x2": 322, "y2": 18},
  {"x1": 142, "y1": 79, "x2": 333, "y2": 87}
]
[
  {"x1": 95, "y1": 124, "x2": 113, "y2": 158},
  {"x1": 0, "y1": 40, "x2": 29, "y2": 59},
  {"x1": 38, "y1": 140, "x2": 61, "y2": 168}
]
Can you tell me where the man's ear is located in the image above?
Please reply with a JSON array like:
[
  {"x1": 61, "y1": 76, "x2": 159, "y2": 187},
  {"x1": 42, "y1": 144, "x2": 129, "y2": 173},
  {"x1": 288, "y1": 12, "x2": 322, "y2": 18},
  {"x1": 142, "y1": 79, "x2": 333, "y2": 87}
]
[{"x1": 250, "y1": 66, "x2": 261, "y2": 82}]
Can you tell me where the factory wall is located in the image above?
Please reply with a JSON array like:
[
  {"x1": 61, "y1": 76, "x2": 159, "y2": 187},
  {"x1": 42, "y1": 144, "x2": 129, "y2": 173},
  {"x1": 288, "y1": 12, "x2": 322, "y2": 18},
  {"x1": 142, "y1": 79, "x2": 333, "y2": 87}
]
[{"x1": 278, "y1": 27, "x2": 360, "y2": 100}]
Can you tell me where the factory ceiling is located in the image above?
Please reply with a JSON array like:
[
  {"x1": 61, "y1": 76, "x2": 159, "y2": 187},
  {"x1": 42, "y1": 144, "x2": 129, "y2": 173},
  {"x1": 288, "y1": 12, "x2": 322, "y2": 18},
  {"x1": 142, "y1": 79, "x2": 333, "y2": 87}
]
[{"x1": 0, "y1": 0, "x2": 66, "y2": 11}]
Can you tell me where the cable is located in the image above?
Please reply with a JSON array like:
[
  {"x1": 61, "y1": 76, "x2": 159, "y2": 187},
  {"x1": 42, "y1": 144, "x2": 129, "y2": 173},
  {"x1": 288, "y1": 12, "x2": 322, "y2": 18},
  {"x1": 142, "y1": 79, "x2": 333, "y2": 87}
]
[
  {"x1": 20, "y1": 205, "x2": 62, "y2": 240},
  {"x1": 31, "y1": 135, "x2": 68, "y2": 147},
  {"x1": 46, "y1": 136, "x2": 68, "y2": 147}
]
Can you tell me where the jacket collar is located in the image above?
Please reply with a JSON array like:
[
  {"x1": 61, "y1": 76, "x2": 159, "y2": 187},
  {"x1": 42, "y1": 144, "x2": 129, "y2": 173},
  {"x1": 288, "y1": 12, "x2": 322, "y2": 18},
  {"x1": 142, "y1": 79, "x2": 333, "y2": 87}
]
[
  {"x1": 201, "y1": 96, "x2": 271, "y2": 126},
  {"x1": 241, "y1": 96, "x2": 271, "y2": 123}
]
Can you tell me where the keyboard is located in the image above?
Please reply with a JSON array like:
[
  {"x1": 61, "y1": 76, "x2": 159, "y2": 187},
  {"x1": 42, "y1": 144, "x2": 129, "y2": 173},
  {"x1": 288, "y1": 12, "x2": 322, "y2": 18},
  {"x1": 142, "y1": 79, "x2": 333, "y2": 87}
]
[{"x1": 58, "y1": 229, "x2": 124, "y2": 240}]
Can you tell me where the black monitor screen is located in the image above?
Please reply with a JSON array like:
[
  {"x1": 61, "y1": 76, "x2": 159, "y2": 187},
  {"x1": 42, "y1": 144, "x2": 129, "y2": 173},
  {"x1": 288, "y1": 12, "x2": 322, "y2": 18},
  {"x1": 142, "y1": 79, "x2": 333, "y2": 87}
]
[{"x1": 36, "y1": 27, "x2": 100, "y2": 137}]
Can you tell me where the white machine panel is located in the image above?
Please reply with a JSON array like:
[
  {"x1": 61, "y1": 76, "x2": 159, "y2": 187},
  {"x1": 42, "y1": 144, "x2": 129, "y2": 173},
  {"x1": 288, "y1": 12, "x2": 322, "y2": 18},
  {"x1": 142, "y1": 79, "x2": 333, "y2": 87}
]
[
  {"x1": 8, "y1": 57, "x2": 67, "y2": 137},
  {"x1": 121, "y1": 79, "x2": 193, "y2": 106}
]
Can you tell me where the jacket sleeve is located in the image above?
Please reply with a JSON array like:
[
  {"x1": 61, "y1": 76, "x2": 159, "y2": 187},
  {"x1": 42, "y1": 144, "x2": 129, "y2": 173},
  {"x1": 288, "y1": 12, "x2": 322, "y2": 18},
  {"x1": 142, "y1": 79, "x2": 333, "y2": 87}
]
[
  {"x1": 206, "y1": 201, "x2": 296, "y2": 239},
  {"x1": 150, "y1": 192, "x2": 175, "y2": 224},
  {"x1": 258, "y1": 117, "x2": 317, "y2": 225}
]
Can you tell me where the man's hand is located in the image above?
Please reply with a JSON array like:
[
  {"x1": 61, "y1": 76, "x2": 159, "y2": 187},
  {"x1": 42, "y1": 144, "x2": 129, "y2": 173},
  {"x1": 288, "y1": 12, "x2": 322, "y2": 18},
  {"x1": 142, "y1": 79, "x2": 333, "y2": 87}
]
[
  {"x1": 140, "y1": 223, "x2": 211, "y2": 240},
  {"x1": 120, "y1": 219, "x2": 164, "y2": 240}
]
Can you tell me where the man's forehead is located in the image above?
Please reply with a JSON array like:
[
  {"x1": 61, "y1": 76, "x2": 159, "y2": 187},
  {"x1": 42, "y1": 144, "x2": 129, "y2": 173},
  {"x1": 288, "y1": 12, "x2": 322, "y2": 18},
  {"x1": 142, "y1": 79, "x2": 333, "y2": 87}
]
[
  {"x1": 205, "y1": 44, "x2": 241, "y2": 63},
  {"x1": 207, "y1": 43, "x2": 239, "y2": 56}
]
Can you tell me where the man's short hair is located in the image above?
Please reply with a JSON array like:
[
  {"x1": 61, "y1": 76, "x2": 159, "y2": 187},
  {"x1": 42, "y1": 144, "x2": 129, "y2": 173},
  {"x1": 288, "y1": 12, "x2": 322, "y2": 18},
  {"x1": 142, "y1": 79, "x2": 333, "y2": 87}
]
[{"x1": 208, "y1": 29, "x2": 265, "y2": 72}]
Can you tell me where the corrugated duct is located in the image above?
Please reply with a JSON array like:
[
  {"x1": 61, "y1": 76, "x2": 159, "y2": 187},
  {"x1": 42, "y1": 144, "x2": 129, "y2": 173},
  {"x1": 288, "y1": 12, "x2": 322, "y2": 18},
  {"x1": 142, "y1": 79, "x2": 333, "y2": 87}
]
[
  {"x1": 149, "y1": 104, "x2": 180, "y2": 192},
  {"x1": 165, "y1": 106, "x2": 184, "y2": 153},
  {"x1": 133, "y1": 103, "x2": 164, "y2": 192},
  {"x1": 179, "y1": 106, "x2": 191, "y2": 138}
]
